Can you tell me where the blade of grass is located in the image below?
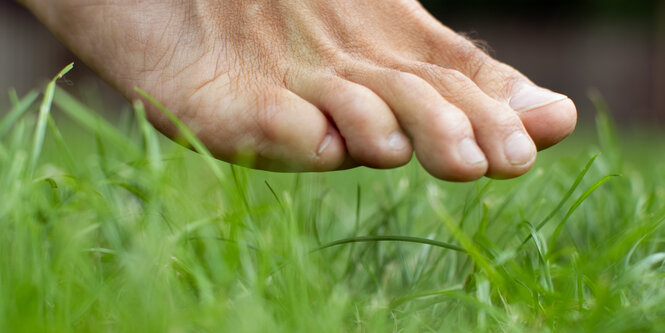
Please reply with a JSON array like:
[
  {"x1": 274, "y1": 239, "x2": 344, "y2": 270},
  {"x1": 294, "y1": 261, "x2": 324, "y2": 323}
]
[
  {"x1": 390, "y1": 285, "x2": 464, "y2": 308},
  {"x1": 8, "y1": 88, "x2": 20, "y2": 106},
  {"x1": 520, "y1": 222, "x2": 547, "y2": 264},
  {"x1": 30, "y1": 63, "x2": 74, "y2": 175},
  {"x1": 138, "y1": 88, "x2": 256, "y2": 234},
  {"x1": 520, "y1": 154, "x2": 600, "y2": 246},
  {"x1": 393, "y1": 289, "x2": 509, "y2": 325},
  {"x1": 315, "y1": 235, "x2": 465, "y2": 253},
  {"x1": 54, "y1": 87, "x2": 140, "y2": 157},
  {"x1": 0, "y1": 90, "x2": 39, "y2": 139},
  {"x1": 136, "y1": 88, "x2": 227, "y2": 187},
  {"x1": 428, "y1": 186, "x2": 504, "y2": 285},
  {"x1": 133, "y1": 100, "x2": 163, "y2": 172},
  {"x1": 548, "y1": 174, "x2": 617, "y2": 255},
  {"x1": 355, "y1": 184, "x2": 361, "y2": 235},
  {"x1": 230, "y1": 165, "x2": 250, "y2": 211},
  {"x1": 520, "y1": 221, "x2": 553, "y2": 292},
  {"x1": 105, "y1": 179, "x2": 148, "y2": 202},
  {"x1": 344, "y1": 184, "x2": 362, "y2": 274},
  {"x1": 264, "y1": 180, "x2": 283, "y2": 209},
  {"x1": 459, "y1": 179, "x2": 493, "y2": 229},
  {"x1": 45, "y1": 116, "x2": 76, "y2": 171},
  {"x1": 589, "y1": 88, "x2": 621, "y2": 172}
]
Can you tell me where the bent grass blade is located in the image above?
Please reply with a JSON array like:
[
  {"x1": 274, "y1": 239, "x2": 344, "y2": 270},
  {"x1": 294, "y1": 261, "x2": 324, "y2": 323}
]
[
  {"x1": 29, "y1": 63, "x2": 74, "y2": 175},
  {"x1": 315, "y1": 235, "x2": 466, "y2": 253}
]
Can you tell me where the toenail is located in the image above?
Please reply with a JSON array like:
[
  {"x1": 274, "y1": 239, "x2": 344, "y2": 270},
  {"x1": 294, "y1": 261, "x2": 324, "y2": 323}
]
[
  {"x1": 317, "y1": 134, "x2": 332, "y2": 155},
  {"x1": 509, "y1": 84, "x2": 569, "y2": 113},
  {"x1": 458, "y1": 138, "x2": 486, "y2": 165},
  {"x1": 504, "y1": 132, "x2": 536, "y2": 166},
  {"x1": 387, "y1": 132, "x2": 410, "y2": 151}
]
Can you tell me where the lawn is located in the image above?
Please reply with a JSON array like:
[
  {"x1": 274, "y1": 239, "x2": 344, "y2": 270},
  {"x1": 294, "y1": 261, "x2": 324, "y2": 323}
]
[{"x1": 1, "y1": 67, "x2": 664, "y2": 332}]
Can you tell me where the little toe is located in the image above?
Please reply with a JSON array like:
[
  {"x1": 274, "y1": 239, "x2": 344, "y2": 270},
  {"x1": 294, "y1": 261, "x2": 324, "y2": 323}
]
[
  {"x1": 258, "y1": 89, "x2": 349, "y2": 171},
  {"x1": 290, "y1": 75, "x2": 413, "y2": 169},
  {"x1": 346, "y1": 67, "x2": 488, "y2": 181},
  {"x1": 402, "y1": 62, "x2": 537, "y2": 178},
  {"x1": 197, "y1": 88, "x2": 348, "y2": 172}
]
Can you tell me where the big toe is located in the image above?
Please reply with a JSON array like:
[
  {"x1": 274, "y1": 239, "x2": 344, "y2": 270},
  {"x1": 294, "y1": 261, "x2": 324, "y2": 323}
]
[
  {"x1": 427, "y1": 33, "x2": 577, "y2": 150},
  {"x1": 508, "y1": 85, "x2": 577, "y2": 149},
  {"x1": 473, "y1": 63, "x2": 577, "y2": 150}
]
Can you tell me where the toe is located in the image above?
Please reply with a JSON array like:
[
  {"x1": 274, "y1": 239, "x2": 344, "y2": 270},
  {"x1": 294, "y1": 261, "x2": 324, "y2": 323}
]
[
  {"x1": 346, "y1": 67, "x2": 488, "y2": 181},
  {"x1": 290, "y1": 75, "x2": 413, "y2": 169},
  {"x1": 402, "y1": 63, "x2": 537, "y2": 179},
  {"x1": 428, "y1": 33, "x2": 577, "y2": 149},
  {"x1": 253, "y1": 89, "x2": 349, "y2": 171},
  {"x1": 196, "y1": 88, "x2": 348, "y2": 172},
  {"x1": 509, "y1": 84, "x2": 577, "y2": 149},
  {"x1": 473, "y1": 63, "x2": 577, "y2": 150}
]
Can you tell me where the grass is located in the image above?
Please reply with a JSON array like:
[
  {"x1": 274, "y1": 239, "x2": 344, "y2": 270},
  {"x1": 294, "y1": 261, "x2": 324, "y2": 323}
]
[{"x1": 1, "y1": 67, "x2": 665, "y2": 332}]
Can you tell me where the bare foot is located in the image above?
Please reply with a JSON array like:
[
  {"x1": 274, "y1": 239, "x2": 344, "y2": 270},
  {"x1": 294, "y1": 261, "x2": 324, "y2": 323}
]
[{"x1": 22, "y1": 0, "x2": 576, "y2": 181}]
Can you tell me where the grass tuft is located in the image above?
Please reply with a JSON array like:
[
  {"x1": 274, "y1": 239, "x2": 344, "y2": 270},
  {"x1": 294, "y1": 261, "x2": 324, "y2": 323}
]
[{"x1": 1, "y1": 68, "x2": 664, "y2": 332}]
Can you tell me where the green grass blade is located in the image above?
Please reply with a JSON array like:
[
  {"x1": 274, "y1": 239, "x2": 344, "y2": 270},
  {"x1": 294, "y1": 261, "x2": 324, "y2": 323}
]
[
  {"x1": 133, "y1": 100, "x2": 163, "y2": 172},
  {"x1": 343, "y1": 184, "x2": 363, "y2": 271},
  {"x1": 315, "y1": 235, "x2": 466, "y2": 253},
  {"x1": 30, "y1": 63, "x2": 74, "y2": 174},
  {"x1": 45, "y1": 116, "x2": 76, "y2": 171},
  {"x1": 428, "y1": 187, "x2": 503, "y2": 284},
  {"x1": 548, "y1": 174, "x2": 617, "y2": 253},
  {"x1": 264, "y1": 180, "x2": 283, "y2": 208},
  {"x1": 392, "y1": 289, "x2": 509, "y2": 324},
  {"x1": 8, "y1": 88, "x2": 20, "y2": 106},
  {"x1": 520, "y1": 221, "x2": 553, "y2": 291},
  {"x1": 0, "y1": 90, "x2": 39, "y2": 139},
  {"x1": 520, "y1": 154, "x2": 600, "y2": 246},
  {"x1": 105, "y1": 179, "x2": 148, "y2": 202},
  {"x1": 135, "y1": 88, "x2": 226, "y2": 186},
  {"x1": 54, "y1": 87, "x2": 140, "y2": 157},
  {"x1": 459, "y1": 179, "x2": 493, "y2": 228},
  {"x1": 230, "y1": 165, "x2": 250, "y2": 211},
  {"x1": 355, "y1": 184, "x2": 361, "y2": 234},
  {"x1": 390, "y1": 285, "x2": 464, "y2": 308},
  {"x1": 589, "y1": 88, "x2": 621, "y2": 171}
]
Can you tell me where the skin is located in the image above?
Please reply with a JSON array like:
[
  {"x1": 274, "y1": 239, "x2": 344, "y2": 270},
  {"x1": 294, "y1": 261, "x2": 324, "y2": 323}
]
[{"x1": 18, "y1": 0, "x2": 577, "y2": 181}]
